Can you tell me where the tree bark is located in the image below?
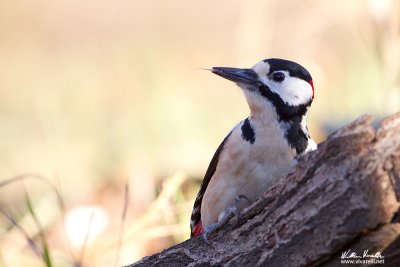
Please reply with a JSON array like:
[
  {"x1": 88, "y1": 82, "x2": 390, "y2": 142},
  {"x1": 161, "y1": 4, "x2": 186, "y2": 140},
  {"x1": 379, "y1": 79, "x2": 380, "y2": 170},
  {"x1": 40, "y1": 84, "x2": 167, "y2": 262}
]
[{"x1": 127, "y1": 112, "x2": 400, "y2": 267}]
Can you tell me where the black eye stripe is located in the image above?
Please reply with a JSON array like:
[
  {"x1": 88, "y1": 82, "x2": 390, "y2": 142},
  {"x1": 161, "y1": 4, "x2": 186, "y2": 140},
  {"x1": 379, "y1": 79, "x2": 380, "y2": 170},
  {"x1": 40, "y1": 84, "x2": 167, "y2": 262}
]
[{"x1": 271, "y1": 72, "x2": 285, "y2": 82}]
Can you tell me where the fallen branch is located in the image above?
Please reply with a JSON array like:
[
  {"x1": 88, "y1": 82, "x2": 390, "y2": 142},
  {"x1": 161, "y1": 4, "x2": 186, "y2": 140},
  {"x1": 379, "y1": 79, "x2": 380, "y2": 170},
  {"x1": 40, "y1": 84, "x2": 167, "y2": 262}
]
[{"x1": 127, "y1": 112, "x2": 400, "y2": 267}]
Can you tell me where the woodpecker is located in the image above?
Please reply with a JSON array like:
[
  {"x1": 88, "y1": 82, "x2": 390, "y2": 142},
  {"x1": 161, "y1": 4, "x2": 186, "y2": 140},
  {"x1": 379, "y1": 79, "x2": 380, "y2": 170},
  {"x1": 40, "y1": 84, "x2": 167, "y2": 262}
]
[{"x1": 190, "y1": 58, "x2": 317, "y2": 239}]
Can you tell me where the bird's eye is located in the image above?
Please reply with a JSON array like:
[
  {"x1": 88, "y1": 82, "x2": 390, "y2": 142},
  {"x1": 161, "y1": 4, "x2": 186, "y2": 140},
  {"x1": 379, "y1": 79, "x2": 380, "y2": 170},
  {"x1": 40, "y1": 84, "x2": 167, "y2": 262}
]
[{"x1": 271, "y1": 72, "x2": 285, "y2": 82}]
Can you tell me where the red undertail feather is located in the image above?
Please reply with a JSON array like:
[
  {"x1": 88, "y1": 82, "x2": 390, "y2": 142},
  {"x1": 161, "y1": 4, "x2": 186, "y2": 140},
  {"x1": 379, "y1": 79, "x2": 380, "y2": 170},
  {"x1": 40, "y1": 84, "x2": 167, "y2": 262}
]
[{"x1": 193, "y1": 222, "x2": 204, "y2": 237}]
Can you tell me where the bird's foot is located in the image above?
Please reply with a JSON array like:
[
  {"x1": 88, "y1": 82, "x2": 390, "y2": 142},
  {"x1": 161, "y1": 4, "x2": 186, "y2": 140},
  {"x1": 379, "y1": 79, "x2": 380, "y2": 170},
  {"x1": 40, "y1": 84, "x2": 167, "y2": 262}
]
[
  {"x1": 203, "y1": 207, "x2": 234, "y2": 244},
  {"x1": 203, "y1": 194, "x2": 252, "y2": 243}
]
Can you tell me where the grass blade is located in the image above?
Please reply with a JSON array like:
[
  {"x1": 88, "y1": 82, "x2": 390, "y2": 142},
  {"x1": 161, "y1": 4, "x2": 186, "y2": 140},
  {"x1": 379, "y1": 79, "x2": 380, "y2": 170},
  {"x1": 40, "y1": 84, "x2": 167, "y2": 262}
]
[
  {"x1": 77, "y1": 212, "x2": 95, "y2": 267},
  {"x1": 114, "y1": 182, "x2": 129, "y2": 267},
  {"x1": 1, "y1": 209, "x2": 43, "y2": 258},
  {"x1": 23, "y1": 184, "x2": 53, "y2": 267}
]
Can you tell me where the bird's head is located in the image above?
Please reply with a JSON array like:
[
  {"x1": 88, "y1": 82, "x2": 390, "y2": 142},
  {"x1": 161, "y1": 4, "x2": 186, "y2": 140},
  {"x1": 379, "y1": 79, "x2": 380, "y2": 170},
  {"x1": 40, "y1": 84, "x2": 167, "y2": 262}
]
[{"x1": 211, "y1": 58, "x2": 314, "y2": 121}]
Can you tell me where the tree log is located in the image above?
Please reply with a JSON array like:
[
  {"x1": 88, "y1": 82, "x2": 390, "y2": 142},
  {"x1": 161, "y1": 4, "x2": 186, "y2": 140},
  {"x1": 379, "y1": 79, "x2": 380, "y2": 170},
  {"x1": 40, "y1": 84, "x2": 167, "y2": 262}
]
[{"x1": 127, "y1": 112, "x2": 400, "y2": 267}]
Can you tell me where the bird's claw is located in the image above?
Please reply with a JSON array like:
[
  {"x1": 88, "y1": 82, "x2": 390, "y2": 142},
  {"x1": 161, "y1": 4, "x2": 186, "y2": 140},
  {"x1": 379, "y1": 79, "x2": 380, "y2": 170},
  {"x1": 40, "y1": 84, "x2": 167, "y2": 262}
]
[
  {"x1": 234, "y1": 194, "x2": 252, "y2": 225},
  {"x1": 202, "y1": 223, "x2": 220, "y2": 244},
  {"x1": 202, "y1": 194, "x2": 252, "y2": 243}
]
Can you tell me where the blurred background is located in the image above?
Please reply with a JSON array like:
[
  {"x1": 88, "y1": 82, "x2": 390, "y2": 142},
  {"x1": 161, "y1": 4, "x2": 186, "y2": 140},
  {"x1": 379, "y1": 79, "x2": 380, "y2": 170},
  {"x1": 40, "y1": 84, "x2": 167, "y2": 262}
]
[{"x1": 0, "y1": 0, "x2": 399, "y2": 266}]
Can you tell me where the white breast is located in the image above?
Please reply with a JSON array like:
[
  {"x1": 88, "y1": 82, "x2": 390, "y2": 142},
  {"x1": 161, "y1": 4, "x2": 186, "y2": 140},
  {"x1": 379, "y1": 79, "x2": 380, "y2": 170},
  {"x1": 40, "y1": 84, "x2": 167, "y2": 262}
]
[{"x1": 200, "y1": 118, "x2": 296, "y2": 228}]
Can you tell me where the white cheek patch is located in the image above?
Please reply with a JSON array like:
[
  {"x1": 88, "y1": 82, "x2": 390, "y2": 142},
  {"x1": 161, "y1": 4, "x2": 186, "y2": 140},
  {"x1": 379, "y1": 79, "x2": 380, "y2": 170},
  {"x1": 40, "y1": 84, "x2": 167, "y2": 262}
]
[
  {"x1": 257, "y1": 70, "x2": 313, "y2": 106},
  {"x1": 249, "y1": 60, "x2": 312, "y2": 106},
  {"x1": 275, "y1": 77, "x2": 313, "y2": 106}
]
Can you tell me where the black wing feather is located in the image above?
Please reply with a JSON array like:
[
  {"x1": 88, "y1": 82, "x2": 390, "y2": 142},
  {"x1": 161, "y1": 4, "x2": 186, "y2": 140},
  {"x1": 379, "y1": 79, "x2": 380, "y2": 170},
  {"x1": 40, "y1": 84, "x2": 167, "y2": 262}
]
[{"x1": 190, "y1": 132, "x2": 232, "y2": 237}]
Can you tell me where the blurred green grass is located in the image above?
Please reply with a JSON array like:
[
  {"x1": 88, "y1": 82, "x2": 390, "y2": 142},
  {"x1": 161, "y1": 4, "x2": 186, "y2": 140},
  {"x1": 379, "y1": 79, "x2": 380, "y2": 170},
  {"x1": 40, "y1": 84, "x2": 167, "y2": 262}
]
[{"x1": 0, "y1": 0, "x2": 399, "y2": 266}]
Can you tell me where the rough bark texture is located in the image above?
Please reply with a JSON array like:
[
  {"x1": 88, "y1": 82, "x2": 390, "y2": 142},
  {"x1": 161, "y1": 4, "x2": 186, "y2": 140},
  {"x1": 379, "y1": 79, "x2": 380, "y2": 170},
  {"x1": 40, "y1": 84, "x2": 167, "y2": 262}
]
[{"x1": 127, "y1": 112, "x2": 400, "y2": 267}]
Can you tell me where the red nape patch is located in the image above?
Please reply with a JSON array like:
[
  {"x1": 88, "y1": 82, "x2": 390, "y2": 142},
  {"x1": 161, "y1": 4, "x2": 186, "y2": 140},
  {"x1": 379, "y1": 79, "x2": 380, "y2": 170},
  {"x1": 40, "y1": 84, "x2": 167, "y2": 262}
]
[
  {"x1": 309, "y1": 80, "x2": 315, "y2": 99},
  {"x1": 192, "y1": 222, "x2": 204, "y2": 237}
]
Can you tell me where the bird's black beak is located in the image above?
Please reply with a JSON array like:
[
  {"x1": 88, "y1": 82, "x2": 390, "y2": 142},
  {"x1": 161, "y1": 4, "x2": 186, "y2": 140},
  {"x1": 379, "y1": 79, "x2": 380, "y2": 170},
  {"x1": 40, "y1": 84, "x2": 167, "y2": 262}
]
[{"x1": 211, "y1": 67, "x2": 259, "y2": 85}]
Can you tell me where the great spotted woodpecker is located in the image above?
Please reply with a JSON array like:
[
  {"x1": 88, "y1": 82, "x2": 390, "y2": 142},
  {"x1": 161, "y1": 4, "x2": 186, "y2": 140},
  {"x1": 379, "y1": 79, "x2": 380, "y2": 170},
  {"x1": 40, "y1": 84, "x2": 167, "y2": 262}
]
[{"x1": 190, "y1": 58, "x2": 317, "y2": 240}]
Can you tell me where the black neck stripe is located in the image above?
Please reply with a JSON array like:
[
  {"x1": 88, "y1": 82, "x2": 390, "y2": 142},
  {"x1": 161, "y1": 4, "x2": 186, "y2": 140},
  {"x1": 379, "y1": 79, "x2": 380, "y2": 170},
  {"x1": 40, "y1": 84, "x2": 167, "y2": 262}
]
[
  {"x1": 258, "y1": 84, "x2": 311, "y2": 154},
  {"x1": 258, "y1": 84, "x2": 311, "y2": 121}
]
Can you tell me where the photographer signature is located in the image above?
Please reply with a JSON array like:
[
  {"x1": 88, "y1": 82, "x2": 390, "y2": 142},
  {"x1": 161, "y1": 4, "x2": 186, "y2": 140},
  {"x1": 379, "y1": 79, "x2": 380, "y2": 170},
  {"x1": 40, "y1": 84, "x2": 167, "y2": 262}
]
[{"x1": 341, "y1": 249, "x2": 384, "y2": 259}]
